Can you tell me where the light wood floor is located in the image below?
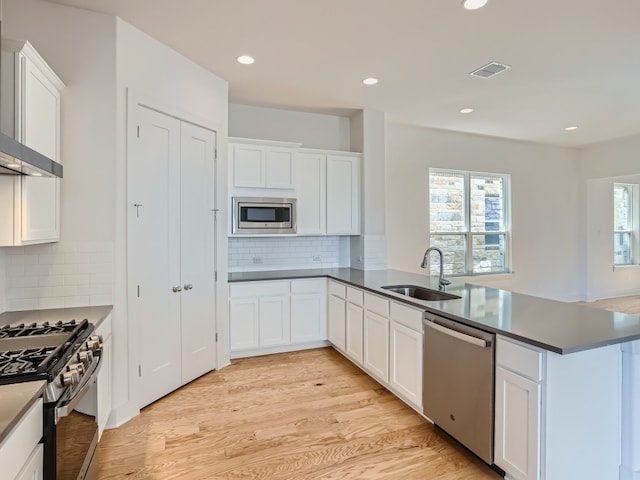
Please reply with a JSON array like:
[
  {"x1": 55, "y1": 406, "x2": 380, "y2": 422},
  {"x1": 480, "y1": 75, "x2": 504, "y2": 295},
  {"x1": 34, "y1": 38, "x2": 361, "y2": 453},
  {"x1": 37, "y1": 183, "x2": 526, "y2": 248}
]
[
  {"x1": 576, "y1": 295, "x2": 640, "y2": 315},
  {"x1": 98, "y1": 348, "x2": 501, "y2": 480}
]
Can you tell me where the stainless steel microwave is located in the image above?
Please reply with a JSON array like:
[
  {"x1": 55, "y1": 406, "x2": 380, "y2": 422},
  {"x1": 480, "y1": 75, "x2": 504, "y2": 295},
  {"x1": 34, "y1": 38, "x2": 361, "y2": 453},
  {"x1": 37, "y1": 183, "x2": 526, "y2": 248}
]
[{"x1": 232, "y1": 197, "x2": 297, "y2": 235}]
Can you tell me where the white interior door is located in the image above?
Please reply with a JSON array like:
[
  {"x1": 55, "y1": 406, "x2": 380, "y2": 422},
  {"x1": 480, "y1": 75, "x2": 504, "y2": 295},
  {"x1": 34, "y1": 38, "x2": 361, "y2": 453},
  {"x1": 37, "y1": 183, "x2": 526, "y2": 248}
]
[
  {"x1": 180, "y1": 121, "x2": 217, "y2": 383},
  {"x1": 128, "y1": 105, "x2": 182, "y2": 408}
]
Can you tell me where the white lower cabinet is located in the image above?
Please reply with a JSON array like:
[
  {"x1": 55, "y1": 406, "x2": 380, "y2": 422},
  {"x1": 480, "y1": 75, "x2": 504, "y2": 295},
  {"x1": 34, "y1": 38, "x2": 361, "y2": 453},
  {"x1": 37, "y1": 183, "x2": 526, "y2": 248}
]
[
  {"x1": 15, "y1": 444, "x2": 43, "y2": 480},
  {"x1": 389, "y1": 302, "x2": 424, "y2": 410},
  {"x1": 346, "y1": 302, "x2": 364, "y2": 365},
  {"x1": 495, "y1": 335, "x2": 622, "y2": 480},
  {"x1": 291, "y1": 279, "x2": 327, "y2": 343},
  {"x1": 96, "y1": 315, "x2": 113, "y2": 437},
  {"x1": 229, "y1": 279, "x2": 327, "y2": 357},
  {"x1": 327, "y1": 280, "x2": 347, "y2": 351},
  {"x1": 363, "y1": 293, "x2": 390, "y2": 383},
  {"x1": 0, "y1": 399, "x2": 43, "y2": 480}
]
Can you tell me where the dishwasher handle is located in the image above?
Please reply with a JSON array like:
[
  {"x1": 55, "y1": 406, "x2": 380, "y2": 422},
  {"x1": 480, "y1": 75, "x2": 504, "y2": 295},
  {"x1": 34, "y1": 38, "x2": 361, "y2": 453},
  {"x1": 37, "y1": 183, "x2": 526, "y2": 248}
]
[{"x1": 424, "y1": 319, "x2": 490, "y2": 348}]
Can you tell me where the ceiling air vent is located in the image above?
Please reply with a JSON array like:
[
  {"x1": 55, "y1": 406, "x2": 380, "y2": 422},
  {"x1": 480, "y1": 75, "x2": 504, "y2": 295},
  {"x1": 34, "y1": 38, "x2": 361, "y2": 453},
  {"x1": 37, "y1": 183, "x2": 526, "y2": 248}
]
[{"x1": 469, "y1": 61, "x2": 511, "y2": 79}]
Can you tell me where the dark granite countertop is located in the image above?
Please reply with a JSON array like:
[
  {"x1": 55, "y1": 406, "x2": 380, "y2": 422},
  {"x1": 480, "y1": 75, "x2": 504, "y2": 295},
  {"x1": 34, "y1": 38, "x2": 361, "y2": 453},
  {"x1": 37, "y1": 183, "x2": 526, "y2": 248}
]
[
  {"x1": 0, "y1": 305, "x2": 113, "y2": 329},
  {"x1": 0, "y1": 380, "x2": 46, "y2": 445},
  {"x1": 229, "y1": 268, "x2": 640, "y2": 354}
]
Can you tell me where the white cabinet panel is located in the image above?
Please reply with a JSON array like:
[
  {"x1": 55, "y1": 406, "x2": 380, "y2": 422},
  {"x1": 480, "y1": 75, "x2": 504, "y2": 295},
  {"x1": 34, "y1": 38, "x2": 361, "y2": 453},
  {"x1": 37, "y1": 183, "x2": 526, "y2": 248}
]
[
  {"x1": 0, "y1": 399, "x2": 43, "y2": 480},
  {"x1": 259, "y1": 295, "x2": 290, "y2": 346},
  {"x1": 14, "y1": 443, "x2": 43, "y2": 480},
  {"x1": 295, "y1": 152, "x2": 325, "y2": 235},
  {"x1": 232, "y1": 143, "x2": 263, "y2": 188},
  {"x1": 229, "y1": 138, "x2": 298, "y2": 191},
  {"x1": 495, "y1": 366, "x2": 540, "y2": 480},
  {"x1": 328, "y1": 294, "x2": 346, "y2": 352},
  {"x1": 364, "y1": 310, "x2": 389, "y2": 382},
  {"x1": 346, "y1": 302, "x2": 364, "y2": 365},
  {"x1": 326, "y1": 154, "x2": 360, "y2": 235},
  {"x1": 291, "y1": 292, "x2": 326, "y2": 343},
  {"x1": 389, "y1": 321, "x2": 422, "y2": 409},
  {"x1": 229, "y1": 297, "x2": 259, "y2": 351},
  {"x1": 96, "y1": 316, "x2": 112, "y2": 437}
]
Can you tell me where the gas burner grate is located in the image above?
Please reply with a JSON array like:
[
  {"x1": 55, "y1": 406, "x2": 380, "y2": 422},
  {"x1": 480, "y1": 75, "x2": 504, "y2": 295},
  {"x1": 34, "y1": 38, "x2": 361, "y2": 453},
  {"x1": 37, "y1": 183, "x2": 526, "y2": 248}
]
[
  {"x1": 0, "y1": 346, "x2": 58, "y2": 378},
  {"x1": 0, "y1": 320, "x2": 80, "y2": 338}
]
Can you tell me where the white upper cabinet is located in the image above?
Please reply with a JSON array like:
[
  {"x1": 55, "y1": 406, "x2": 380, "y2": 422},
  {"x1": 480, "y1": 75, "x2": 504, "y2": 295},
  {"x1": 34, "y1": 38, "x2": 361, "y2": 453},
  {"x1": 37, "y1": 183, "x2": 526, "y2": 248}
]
[
  {"x1": 296, "y1": 149, "x2": 361, "y2": 236},
  {"x1": 229, "y1": 137, "x2": 299, "y2": 191},
  {"x1": 0, "y1": 39, "x2": 64, "y2": 246}
]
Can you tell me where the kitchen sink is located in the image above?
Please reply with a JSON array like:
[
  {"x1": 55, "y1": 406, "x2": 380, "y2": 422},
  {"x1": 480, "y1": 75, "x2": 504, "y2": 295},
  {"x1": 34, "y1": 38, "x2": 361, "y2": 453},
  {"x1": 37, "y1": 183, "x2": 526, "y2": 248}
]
[{"x1": 381, "y1": 285, "x2": 461, "y2": 301}]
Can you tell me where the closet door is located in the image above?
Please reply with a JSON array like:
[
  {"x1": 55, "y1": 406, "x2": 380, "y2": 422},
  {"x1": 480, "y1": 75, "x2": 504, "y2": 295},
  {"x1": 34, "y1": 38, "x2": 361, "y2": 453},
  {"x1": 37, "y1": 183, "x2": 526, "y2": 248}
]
[
  {"x1": 180, "y1": 122, "x2": 217, "y2": 383},
  {"x1": 128, "y1": 105, "x2": 182, "y2": 408}
]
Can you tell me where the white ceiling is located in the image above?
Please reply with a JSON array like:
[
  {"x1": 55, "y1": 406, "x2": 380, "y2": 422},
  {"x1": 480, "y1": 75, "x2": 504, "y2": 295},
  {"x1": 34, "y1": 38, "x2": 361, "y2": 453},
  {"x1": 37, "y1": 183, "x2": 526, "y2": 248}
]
[{"x1": 45, "y1": 0, "x2": 640, "y2": 148}]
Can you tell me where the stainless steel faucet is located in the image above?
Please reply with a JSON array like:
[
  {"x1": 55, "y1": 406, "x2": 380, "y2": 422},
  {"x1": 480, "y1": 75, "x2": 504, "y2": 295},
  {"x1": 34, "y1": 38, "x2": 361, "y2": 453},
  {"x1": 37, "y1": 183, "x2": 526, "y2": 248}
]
[{"x1": 420, "y1": 247, "x2": 451, "y2": 291}]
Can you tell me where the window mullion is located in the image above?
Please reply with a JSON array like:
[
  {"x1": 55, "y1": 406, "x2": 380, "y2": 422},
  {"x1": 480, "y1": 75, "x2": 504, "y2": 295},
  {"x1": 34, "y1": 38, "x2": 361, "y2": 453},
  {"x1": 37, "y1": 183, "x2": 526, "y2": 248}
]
[{"x1": 465, "y1": 173, "x2": 472, "y2": 275}]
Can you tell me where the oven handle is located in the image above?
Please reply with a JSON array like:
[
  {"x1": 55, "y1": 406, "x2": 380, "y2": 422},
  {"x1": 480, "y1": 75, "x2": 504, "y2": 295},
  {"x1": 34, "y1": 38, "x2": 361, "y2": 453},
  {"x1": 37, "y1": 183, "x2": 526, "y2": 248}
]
[{"x1": 55, "y1": 355, "x2": 102, "y2": 422}]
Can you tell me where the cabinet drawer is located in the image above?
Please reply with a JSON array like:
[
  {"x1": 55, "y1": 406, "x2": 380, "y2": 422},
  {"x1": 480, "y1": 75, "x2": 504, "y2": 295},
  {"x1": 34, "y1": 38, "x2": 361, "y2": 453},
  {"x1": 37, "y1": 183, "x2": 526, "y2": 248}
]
[
  {"x1": 346, "y1": 286, "x2": 363, "y2": 306},
  {"x1": 364, "y1": 293, "x2": 389, "y2": 317},
  {"x1": 291, "y1": 278, "x2": 325, "y2": 294},
  {"x1": 496, "y1": 336, "x2": 544, "y2": 382},
  {"x1": 390, "y1": 302, "x2": 423, "y2": 331},
  {"x1": 230, "y1": 280, "x2": 290, "y2": 298},
  {"x1": 328, "y1": 280, "x2": 346, "y2": 299},
  {"x1": 0, "y1": 398, "x2": 43, "y2": 480}
]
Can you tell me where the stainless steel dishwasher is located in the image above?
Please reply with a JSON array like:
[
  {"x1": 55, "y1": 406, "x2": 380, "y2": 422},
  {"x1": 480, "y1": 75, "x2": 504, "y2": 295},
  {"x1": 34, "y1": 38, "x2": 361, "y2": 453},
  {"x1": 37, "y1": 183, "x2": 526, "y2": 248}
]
[{"x1": 422, "y1": 311, "x2": 495, "y2": 464}]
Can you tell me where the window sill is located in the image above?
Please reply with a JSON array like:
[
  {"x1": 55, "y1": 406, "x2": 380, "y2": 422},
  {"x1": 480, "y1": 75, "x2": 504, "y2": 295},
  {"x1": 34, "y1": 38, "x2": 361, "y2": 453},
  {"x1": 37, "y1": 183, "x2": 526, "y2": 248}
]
[
  {"x1": 613, "y1": 264, "x2": 640, "y2": 272},
  {"x1": 452, "y1": 271, "x2": 515, "y2": 282}
]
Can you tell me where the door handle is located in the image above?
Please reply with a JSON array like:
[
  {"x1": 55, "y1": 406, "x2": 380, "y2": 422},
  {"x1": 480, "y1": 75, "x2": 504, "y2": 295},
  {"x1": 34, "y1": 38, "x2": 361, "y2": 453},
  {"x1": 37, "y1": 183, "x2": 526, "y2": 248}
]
[
  {"x1": 183, "y1": 283, "x2": 193, "y2": 290},
  {"x1": 172, "y1": 285, "x2": 183, "y2": 293}
]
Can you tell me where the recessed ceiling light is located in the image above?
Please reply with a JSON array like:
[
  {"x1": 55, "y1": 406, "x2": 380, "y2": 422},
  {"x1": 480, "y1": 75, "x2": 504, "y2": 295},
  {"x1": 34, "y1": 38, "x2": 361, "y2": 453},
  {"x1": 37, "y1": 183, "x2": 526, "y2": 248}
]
[
  {"x1": 31, "y1": 172, "x2": 43, "y2": 177},
  {"x1": 6, "y1": 163, "x2": 20, "y2": 168},
  {"x1": 463, "y1": 0, "x2": 488, "y2": 10},
  {"x1": 362, "y1": 77, "x2": 378, "y2": 86},
  {"x1": 460, "y1": 108, "x2": 474, "y2": 114},
  {"x1": 237, "y1": 55, "x2": 255, "y2": 65},
  {"x1": 565, "y1": 126, "x2": 578, "y2": 131}
]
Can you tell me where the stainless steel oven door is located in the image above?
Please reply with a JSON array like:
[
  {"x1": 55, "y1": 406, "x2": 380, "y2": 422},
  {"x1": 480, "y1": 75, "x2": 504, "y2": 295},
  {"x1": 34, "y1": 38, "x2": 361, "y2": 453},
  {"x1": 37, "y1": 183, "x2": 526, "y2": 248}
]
[{"x1": 54, "y1": 356, "x2": 102, "y2": 480}]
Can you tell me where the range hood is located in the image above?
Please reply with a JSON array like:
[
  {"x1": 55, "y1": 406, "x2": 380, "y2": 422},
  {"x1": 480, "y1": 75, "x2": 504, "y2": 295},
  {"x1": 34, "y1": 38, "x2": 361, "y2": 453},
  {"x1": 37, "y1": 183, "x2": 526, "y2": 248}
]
[
  {"x1": 0, "y1": 131, "x2": 63, "y2": 177},
  {"x1": 0, "y1": 2, "x2": 63, "y2": 178}
]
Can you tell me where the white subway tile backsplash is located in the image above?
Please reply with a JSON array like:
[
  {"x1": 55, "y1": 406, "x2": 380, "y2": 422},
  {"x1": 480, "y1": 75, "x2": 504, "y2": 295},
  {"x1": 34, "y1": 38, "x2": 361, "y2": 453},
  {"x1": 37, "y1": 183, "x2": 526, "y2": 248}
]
[
  {"x1": 228, "y1": 236, "x2": 350, "y2": 272},
  {"x1": 5, "y1": 241, "x2": 114, "y2": 311}
]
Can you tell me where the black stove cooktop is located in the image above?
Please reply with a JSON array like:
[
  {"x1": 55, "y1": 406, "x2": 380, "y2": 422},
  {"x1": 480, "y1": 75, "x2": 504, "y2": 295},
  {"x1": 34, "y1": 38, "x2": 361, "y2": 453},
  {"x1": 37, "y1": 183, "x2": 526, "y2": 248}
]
[{"x1": 0, "y1": 319, "x2": 92, "y2": 385}]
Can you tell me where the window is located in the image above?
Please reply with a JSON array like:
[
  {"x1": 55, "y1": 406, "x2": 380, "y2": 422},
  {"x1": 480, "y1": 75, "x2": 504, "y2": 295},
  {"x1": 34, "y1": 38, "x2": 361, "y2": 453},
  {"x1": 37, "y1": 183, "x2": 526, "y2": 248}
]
[
  {"x1": 429, "y1": 169, "x2": 510, "y2": 275},
  {"x1": 614, "y1": 183, "x2": 637, "y2": 265}
]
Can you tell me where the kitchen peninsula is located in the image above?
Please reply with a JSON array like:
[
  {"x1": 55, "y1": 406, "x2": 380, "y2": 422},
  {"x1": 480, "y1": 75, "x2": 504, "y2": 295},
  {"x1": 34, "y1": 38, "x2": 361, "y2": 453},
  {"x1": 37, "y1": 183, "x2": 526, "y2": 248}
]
[{"x1": 229, "y1": 268, "x2": 640, "y2": 480}]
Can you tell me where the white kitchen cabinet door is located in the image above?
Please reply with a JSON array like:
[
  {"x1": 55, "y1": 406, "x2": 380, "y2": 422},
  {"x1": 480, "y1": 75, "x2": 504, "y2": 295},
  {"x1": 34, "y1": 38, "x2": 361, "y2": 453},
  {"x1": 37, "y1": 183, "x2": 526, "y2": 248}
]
[
  {"x1": 229, "y1": 297, "x2": 259, "y2": 351},
  {"x1": 179, "y1": 122, "x2": 217, "y2": 384},
  {"x1": 295, "y1": 152, "x2": 326, "y2": 235},
  {"x1": 14, "y1": 444, "x2": 43, "y2": 480},
  {"x1": 231, "y1": 143, "x2": 263, "y2": 188},
  {"x1": 494, "y1": 366, "x2": 541, "y2": 480},
  {"x1": 265, "y1": 147, "x2": 295, "y2": 189},
  {"x1": 364, "y1": 310, "x2": 390, "y2": 382},
  {"x1": 0, "y1": 39, "x2": 64, "y2": 246},
  {"x1": 229, "y1": 138, "x2": 298, "y2": 191},
  {"x1": 389, "y1": 321, "x2": 422, "y2": 409},
  {"x1": 328, "y1": 294, "x2": 346, "y2": 352},
  {"x1": 259, "y1": 295, "x2": 291, "y2": 347},
  {"x1": 345, "y1": 302, "x2": 364, "y2": 365},
  {"x1": 291, "y1": 292, "x2": 326, "y2": 343},
  {"x1": 326, "y1": 154, "x2": 360, "y2": 235},
  {"x1": 128, "y1": 105, "x2": 217, "y2": 409}
]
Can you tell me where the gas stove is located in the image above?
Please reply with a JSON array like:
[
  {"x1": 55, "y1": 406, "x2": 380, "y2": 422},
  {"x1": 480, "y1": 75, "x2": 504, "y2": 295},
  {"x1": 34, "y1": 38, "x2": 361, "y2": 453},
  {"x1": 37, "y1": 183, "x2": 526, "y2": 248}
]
[{"x1": 0, "y1": 318, "x2": 101, "y2": 403}]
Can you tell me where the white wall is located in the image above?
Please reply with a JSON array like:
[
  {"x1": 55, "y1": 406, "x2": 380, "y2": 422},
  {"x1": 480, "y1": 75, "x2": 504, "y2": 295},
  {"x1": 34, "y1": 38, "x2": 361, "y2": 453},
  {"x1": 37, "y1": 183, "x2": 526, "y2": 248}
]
[
  {"x1": 0, "y1": 250, "x2": 5, "y2": 313},
  {"x1": 229, "y1": 104, "x2": 351, "y2": 150},
  {"x1": 580, "y1": 134, "x2": 640, "y2": 300},
  {"x1": 115, "y1": 18, "x2": 229, "y2": 425},
  {"x1": 385, "y1": 123, "x2": 583, "y2": 301}
]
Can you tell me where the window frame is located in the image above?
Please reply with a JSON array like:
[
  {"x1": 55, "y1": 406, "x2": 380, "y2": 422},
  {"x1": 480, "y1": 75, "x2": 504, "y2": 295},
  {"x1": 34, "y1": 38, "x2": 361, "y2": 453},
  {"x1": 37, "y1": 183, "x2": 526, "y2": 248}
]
[
  {"x1": 429, "y1": 168, "x2": 512, "y2": 276},
  {"x1": 613, "y1": 183, "x2": 639, "y2": 266}
]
